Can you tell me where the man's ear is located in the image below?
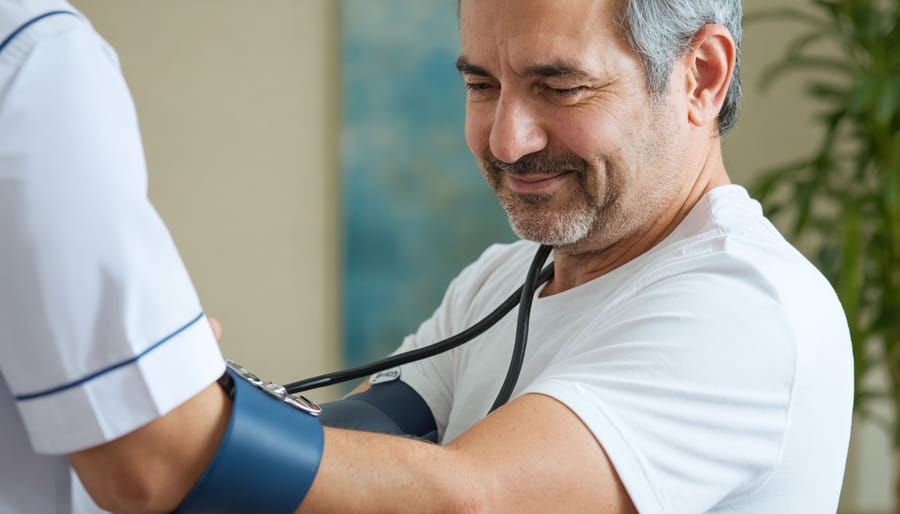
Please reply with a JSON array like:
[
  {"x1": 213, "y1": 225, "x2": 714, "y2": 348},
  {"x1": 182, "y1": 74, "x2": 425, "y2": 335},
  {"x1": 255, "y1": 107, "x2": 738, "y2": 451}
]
[{"x1": 683, "y1": 24, "x2": 736, "y2": 128}]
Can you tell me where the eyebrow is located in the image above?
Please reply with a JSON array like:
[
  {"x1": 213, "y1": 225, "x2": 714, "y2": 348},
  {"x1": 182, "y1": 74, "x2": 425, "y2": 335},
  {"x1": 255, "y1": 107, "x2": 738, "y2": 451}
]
[
  {"x1": 455, "y1": 56, "x2": 491, "y2": 77},
  {"x1": 456, "y1": 56, "x2": 593, "y2": 81}
]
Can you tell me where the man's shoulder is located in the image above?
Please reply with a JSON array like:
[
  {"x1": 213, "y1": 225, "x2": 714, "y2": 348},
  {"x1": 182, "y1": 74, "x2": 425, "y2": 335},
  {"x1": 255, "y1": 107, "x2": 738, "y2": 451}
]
[
  {"x1": 441, "y1": 240, "x2": 540, "y2": 314},
  {"x1": 472, "y1": 240, "x2": 538, "y2": 268},
  {"x1": 461, "y1": 240, "x2": 540, "y2": 286}
]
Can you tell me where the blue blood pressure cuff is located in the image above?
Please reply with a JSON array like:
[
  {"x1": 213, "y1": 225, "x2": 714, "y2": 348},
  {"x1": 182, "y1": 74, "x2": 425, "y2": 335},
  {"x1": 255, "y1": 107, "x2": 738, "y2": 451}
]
[
  {"x1": 319, "y1": 369, "x2": 438, "y2": 443},
  {"x1": 175, "y1": 361, "x2": 324, "y2": 514}
]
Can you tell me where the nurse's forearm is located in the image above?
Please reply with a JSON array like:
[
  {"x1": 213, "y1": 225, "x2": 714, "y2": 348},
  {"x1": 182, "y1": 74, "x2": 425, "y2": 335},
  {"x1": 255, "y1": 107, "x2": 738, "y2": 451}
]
[{"x1": 69, "y1": 381, "x2": 231, "y2": 513}]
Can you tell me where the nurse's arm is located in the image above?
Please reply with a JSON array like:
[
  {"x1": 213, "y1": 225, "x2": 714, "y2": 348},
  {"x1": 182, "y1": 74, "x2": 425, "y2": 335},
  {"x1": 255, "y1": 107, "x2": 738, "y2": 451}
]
[{"x1": 68, "y1": 380, "x2": 231, "y2": 513}]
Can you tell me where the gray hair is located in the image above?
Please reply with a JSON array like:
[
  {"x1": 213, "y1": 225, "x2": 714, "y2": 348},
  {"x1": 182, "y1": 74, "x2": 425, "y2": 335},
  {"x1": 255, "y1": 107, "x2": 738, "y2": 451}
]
[
  {"x1": 454, "y1": 0, "x2": 743, "y2": 134},
  {"x1": 621, "y1": 0, "x2": 742, "y2": 134}
]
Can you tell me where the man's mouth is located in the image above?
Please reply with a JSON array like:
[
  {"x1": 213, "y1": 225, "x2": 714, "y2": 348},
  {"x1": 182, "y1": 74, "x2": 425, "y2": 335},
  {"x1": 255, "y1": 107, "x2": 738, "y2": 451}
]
[{"x1": 505, "y1": 171, "x2": 571, "y2": 194}]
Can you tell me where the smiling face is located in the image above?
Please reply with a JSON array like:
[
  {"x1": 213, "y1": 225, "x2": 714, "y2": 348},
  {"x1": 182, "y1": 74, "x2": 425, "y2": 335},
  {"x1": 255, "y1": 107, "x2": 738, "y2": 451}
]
[{"x1": 458, "y1": 0, "x2": 694, "y2": 255}]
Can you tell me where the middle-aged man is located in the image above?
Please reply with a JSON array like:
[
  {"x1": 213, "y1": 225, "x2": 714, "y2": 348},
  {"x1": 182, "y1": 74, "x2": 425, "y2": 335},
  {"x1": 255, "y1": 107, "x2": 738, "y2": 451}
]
[
  {"x1": 6, "y1": 0, "x2": 850, "y2": 513},
  {"x1": 299, "y1": 0, "x2": 853, "y2": 512}
]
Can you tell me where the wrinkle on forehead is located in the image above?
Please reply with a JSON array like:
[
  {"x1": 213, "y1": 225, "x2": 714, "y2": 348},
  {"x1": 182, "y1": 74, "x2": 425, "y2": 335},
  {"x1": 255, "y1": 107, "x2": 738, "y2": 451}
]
[{"x1": 459, "y1": 0, "x2": 631, "y2": 79}]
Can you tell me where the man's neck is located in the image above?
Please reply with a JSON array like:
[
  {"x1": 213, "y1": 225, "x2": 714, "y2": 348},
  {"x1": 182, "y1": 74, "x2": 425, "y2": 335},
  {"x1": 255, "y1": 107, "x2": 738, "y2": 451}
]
[{"x1": 541, "y1": 149, "x2": 731, "y2": 297}]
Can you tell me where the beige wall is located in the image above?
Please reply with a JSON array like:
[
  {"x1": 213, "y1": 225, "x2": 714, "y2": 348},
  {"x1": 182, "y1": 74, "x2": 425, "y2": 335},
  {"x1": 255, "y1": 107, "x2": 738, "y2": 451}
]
[
  {"x1": 70, "y1": 1, "x2": 887, "y2": 511},
  {"x1": 71, "y1": 0, "x2": 343, "y2": 398}
]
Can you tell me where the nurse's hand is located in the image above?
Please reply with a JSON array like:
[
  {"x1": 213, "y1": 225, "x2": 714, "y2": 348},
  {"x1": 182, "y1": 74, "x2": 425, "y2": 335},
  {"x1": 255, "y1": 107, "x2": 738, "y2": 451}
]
[{"x1": 208, "y1": 316, "x2": 223, "y2": 342}]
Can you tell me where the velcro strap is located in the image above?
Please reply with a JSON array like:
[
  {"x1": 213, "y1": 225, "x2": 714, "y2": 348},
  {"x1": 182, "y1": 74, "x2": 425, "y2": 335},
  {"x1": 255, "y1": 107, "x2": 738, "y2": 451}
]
[{"x1": 175, "y1": 367, "x2": 324, "y2": 513}]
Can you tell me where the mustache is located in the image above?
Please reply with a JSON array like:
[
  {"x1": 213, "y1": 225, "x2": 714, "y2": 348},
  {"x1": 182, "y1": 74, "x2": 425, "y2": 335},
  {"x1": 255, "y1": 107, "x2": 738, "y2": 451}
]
[{"x1": 486, "y1": 152, "x2": 589, "y2": 176}]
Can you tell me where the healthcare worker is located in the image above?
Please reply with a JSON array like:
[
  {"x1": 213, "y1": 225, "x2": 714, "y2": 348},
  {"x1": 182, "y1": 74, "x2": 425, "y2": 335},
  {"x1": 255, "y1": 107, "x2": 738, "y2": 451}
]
[
  {"x1": 0, "y1": 1, "x2": 233, "y2": 511},
  {"x1": 1, "y1": 1, "x2": 362, "y2": 512},
  {"x1": 2, "y1": 3, "x2": 353, "y2": 512}
]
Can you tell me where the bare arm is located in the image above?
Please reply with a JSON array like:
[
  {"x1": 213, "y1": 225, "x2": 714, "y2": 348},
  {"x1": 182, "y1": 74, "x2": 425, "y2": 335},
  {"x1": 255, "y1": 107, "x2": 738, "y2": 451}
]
[
  {"x1": 69, "y1": 380, "x2": 230, "y2": 513},
  {"x1": 300, "y1": 392, "x2": 636, "y2": 513},
  {"x1": 346, "y1": 380, "x2": 371, "y2": 396}
]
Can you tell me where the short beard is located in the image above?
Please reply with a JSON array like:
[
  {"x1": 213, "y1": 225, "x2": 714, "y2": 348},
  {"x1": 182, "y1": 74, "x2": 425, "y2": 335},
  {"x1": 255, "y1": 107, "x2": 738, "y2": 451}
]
[
  {"x1": 482, "y1": 152, "x2": 597, "y2": 247},
  {"x1": 510, "y1": 202, "x2": 595, "y2": 247}
]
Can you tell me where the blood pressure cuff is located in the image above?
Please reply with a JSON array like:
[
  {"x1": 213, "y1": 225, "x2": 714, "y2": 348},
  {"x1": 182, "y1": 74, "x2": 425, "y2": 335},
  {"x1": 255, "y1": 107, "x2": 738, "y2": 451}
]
[
  {"x1": 175, "y1": 362, "x2": 324, "y2": 514},
  {"x1": 319, "y1": 380, "x2": 438, "y2": 443}
]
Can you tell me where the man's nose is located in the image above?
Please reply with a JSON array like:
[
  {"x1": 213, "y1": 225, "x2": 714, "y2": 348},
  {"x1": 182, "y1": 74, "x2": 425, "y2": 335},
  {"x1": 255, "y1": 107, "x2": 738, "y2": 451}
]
[{"x1": 488, "y1": 95, "x2": 548, "y2": 164}]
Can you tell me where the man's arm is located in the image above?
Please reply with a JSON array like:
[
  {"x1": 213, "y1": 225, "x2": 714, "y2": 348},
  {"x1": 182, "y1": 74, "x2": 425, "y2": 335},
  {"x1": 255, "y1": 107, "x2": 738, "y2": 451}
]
[
  {"x1": 302, "y1": 392, "x2": 637, "y2": 513},
  {"x1": 69, "y1": 380, "x2": 231, "y2": 513}
]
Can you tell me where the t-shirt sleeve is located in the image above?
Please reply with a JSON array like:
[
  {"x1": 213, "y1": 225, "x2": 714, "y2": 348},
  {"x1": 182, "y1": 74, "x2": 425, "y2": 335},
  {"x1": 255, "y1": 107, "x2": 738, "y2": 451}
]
[
  {"x1": 520, "y1": 273, "x2": 796, "y2": 513},
  {"x1": 0, "y1": 18, "x2": 224, "y2": 455}
]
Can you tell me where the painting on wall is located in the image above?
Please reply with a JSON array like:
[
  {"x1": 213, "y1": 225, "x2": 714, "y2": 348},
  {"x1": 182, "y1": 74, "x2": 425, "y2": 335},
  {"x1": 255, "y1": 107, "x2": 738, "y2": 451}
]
[{"x1": 341, "y1": 1, "x2": 515, "y2": 367}]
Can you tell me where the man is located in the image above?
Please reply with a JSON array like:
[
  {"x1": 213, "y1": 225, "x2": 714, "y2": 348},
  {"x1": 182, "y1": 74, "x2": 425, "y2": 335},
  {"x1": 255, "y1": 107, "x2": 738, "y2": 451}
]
[{"x1": 299, "y1": 0, "x2": 851, "y2": 512}]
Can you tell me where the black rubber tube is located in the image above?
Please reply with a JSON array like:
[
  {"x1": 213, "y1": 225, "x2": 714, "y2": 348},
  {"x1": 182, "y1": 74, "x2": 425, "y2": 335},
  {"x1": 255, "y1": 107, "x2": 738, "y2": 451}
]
[
  {"x1": 488, "y1": 244, "x2": 553, "y2": 412},
  {"x1": 285, "y1": 246, "x2": 555, "y2": 398}
]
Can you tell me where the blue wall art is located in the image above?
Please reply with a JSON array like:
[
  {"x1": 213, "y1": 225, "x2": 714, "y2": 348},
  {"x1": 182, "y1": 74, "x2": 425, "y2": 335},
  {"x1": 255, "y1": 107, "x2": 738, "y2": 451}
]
[{"x1": 341, "y1": 1, "x2": 515, "y2": 367}]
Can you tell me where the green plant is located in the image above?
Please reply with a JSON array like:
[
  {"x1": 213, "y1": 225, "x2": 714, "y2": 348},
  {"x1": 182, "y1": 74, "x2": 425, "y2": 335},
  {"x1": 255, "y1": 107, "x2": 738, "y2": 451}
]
[{"x1": 749, "y1": 0, "x2": 900, "y2": 442}]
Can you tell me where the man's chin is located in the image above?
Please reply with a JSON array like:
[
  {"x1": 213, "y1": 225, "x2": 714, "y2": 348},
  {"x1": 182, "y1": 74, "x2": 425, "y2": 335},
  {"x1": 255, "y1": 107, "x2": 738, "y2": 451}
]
[{"x1": 507, "y1": 218, "x2": 589, "y2": 249}]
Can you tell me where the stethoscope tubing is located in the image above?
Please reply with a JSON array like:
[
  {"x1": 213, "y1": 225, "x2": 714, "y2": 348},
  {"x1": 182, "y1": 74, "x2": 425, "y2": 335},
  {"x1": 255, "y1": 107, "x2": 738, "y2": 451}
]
[{"x1": 285, "y1": 245, "x2": 554, "y2": 411}]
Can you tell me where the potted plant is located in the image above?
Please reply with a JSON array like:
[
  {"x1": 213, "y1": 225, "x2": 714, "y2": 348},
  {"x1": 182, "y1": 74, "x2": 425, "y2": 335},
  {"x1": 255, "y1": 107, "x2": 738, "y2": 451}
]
[{"x1": 749, "y1": 0, "x2": 900, "y2": 509}]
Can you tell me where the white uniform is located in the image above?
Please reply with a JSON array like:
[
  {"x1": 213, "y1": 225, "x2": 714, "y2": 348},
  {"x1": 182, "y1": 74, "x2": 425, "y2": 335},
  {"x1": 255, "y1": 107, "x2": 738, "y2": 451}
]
[
  {"x1": 395, "y1": 185, "x2": 854, "y2": 513},
  {"x1": 0, "y1": 1, "x2": 225, "y2": 512}
]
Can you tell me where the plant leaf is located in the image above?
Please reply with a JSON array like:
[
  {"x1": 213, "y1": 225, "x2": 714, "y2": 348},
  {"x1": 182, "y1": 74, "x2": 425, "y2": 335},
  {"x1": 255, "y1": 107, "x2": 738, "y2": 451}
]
[{"x1": 874, "y1": 78, "x2": 900, "y2": 127}]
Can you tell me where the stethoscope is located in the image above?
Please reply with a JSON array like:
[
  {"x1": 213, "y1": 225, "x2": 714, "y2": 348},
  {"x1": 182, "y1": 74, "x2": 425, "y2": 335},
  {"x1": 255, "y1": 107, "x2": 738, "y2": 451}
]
[{"x1": 285, "y1": 244, "x2": 554, "y2": 412}]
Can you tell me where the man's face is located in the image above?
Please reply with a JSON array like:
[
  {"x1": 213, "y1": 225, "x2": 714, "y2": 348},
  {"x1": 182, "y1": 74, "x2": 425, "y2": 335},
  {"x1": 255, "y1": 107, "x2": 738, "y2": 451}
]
[{"x1": 458, "y1": 0, "x2": 692, "y2": 254}]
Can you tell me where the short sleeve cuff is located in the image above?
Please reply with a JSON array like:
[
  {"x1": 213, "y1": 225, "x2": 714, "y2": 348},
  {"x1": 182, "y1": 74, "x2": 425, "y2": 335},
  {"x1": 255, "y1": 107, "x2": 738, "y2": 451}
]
[
  {"x1": 520, "y1": 380, "x2": 666, "y2": 514},
  {"x1": 15, "y1": 313, "x2": 225, "y2": 455}
]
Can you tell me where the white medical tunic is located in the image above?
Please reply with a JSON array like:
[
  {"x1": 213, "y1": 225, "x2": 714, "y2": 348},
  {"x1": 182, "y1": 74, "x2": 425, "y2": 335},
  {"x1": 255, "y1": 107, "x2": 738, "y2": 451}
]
[{"x1": 0, "y1": 1, "x2": 225, "y2": 512}]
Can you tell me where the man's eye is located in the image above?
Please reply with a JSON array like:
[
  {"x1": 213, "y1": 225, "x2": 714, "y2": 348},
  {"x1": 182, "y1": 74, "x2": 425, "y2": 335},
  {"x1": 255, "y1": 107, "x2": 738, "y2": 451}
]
[
  {"x1": 465, "y1": 82, "x2": 495, "y2": 94},
  {"x1": 548, "y1": 86, "x2": 588, "y2": 97}
]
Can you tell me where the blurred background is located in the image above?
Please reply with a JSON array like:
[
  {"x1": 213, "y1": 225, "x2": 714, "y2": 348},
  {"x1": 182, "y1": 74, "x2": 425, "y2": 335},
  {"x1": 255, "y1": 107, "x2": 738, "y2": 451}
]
[{"x1": 70, "y1": 1, "x2": 892, "y2": 512}]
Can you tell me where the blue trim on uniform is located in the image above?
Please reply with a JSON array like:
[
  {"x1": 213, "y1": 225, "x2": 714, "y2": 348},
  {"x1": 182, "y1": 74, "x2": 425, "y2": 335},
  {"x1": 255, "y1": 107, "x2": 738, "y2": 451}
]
[
  {"x1": 15, "y1": 311, "x2": 207, "y2": 402},
  {"x1": 0, "y1": 10, "x2": 78, "y2": 56}
]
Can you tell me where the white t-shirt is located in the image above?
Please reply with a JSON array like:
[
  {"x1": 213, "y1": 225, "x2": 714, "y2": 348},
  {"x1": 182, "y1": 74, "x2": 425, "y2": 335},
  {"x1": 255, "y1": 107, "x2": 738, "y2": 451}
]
[
  {"x1": 0, "y1": 2, "x2": 225, "y2": 512},
  {"x1": 394, "y1": 185, "x2": 853, "y2": 513}
]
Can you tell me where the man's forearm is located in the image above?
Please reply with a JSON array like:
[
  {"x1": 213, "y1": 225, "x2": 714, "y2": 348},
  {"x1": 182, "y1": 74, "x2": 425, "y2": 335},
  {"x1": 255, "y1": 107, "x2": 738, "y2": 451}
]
[
  {"x1": 295, "y1": 393, "x2": 635, "y2": 514},
  {"x1": 298, "y1": 428, "x2": 491, "y2": 514}
]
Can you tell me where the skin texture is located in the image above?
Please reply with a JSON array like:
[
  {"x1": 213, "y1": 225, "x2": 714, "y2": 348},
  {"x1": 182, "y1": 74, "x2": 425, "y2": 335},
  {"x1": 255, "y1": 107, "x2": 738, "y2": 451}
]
[{"x1": 69, "y1": 0, "x2": 736, "y2": 511}]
